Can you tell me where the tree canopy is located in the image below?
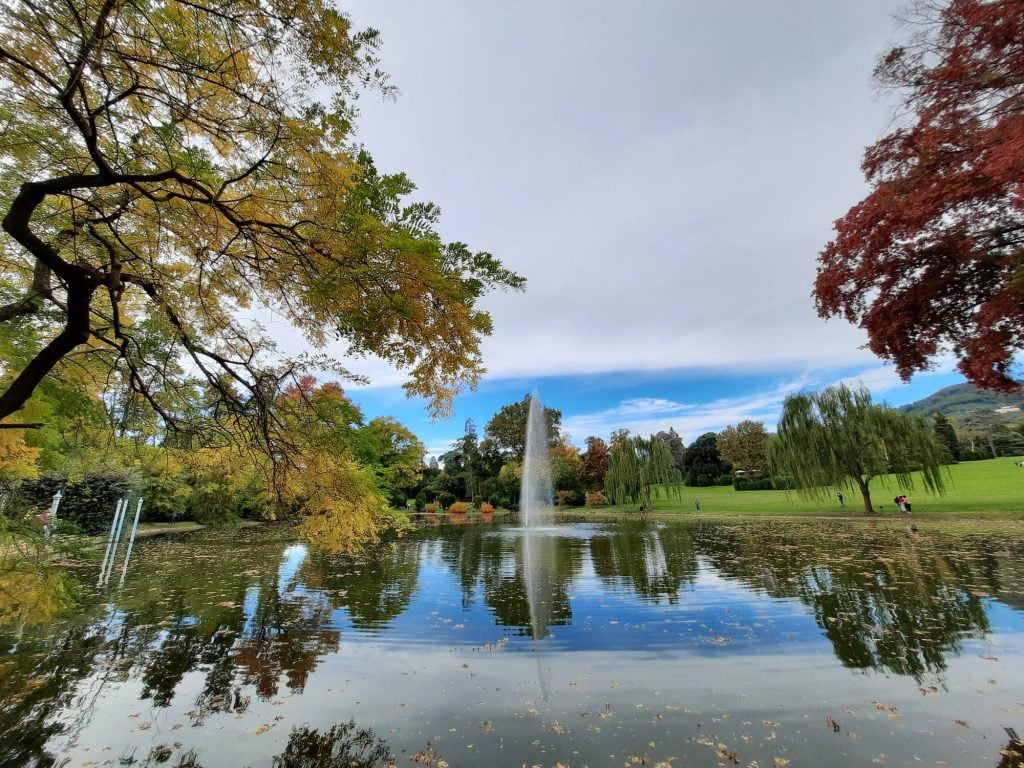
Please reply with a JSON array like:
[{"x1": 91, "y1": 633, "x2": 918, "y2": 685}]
[
  {"x1": 815, "y1": 0, "x2": 1024, "y2": 391},
  {"x1": 717, "y1": 420, "x2": 769, "y2": 475},
  {"x1": 483, "y1": 395, "x2": 561, "y2": 460},
  {"x1": 0, "y1": 0, "x2": 523, "y2": 450},
  {"x1": 681, "y1": 432, "x2": 729, "y2": 487},
  {"x1": 605, "y1": 434, "x2": 683, "y2": 509},
  {"x1": 770, "y1": 384, "x2": 946, "y2": 514}
]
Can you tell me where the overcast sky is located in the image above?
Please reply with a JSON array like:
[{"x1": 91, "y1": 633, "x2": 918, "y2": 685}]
[{"x1": 284, "y1": 1, "x2": 965, "y2": 453}]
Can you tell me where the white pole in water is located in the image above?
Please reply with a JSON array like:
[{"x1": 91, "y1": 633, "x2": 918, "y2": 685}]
[
  {"x1": 44, "y1": 489, "x2": 63, "y2": 540},
  {"x1": 102, "y1": 497, "x2": 131, "y2": 586},
  {"x1": 98, "y1": 498, "x2": 125, "y2": 586},
  {"x1": 117, "y1": 499, "x2": 144, "y2": 587}
]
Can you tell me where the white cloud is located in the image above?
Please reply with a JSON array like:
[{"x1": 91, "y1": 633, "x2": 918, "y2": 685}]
[{"x1": 561, "y1": 364, "x2": 956, "y2": 445}]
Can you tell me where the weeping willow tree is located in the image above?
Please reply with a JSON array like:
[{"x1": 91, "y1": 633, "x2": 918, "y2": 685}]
[
  {"x1": 770, "y1": 384, "x2": 946, "y2": 514},
  {"x1": 605, "y1": 435, "x2": 684, "y2": 509}
]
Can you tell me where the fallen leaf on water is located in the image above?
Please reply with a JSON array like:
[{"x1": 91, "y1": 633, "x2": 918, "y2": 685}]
[
  {"x1": 773, "y1": 759, "x2": 790, "y2": 767},
  {"x1": 953, "y1": 719, "x2": 970, "y2": 728}
]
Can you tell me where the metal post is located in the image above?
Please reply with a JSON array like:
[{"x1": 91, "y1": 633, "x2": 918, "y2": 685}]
[
  {"x1": 44, "y1": 490, "x2": 63, "y2": 540},
  {"x1": 98, "y1": 498, "x2": 125, "y2": 586},
  {"x1": 102, "y1": 497, "x2": 131, "y2": 586},
  {"x1": 118, "y1": 499, "x2": 144, "y2": 587}
]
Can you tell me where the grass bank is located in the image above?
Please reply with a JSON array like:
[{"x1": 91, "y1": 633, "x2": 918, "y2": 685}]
[{"x1": 565, "y1": 456, "x2": 1024, "y2": 521}]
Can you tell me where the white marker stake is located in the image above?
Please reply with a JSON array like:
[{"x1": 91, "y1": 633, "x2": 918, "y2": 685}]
[
  {"x1": 103, "y1": 498, "x2": 130, "y2": 586},
  {"x1": 45, "y1": 490, "x2": 63, "y2": 539},
  {"x1": 118, "y1": 499, "x2": 144, "y2": 587},
  {"x1": 98, "y1": 498, "x2": 125, "y2": 586}
]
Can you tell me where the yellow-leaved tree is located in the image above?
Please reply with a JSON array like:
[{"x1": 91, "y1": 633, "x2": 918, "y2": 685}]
[{"x1": 0, "y1": 0, "x2": 523, "y2": 546}]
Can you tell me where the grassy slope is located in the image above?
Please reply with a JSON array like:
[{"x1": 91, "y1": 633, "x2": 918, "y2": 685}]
[{"x1": 569, "y1": 456, "x2": 1024, "y2": 520}]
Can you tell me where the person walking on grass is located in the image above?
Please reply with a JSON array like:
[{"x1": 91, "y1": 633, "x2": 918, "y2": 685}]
[
  {"x1": 837, "y1": 491, "x2": 845, "y2": 507},
  {"x1": 694, "y1": 498, "x2": 701, "y2": 512}
]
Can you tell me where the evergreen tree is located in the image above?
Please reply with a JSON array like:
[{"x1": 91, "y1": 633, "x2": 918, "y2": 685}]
[
  {"x1": 931, "y1": 412, "x2": 960, "y2": 463},
  {"x1": 682, "y1": 433, "x2": 730, "y2": 487}
]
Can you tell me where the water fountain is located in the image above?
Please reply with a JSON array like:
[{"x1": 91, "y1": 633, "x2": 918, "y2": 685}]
[{"x1": 520, "y1": 392, "x2": 553, "y2": 528}]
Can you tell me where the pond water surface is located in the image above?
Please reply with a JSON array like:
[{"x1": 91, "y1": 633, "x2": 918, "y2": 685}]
[{"x1": 3, "y1": 519, "x2": 1024, "y2": 768}]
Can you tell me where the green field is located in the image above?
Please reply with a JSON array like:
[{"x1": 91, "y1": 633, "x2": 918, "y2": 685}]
[{"x1": 568, "y1": 456, "x2": 1024, "y2": 520}]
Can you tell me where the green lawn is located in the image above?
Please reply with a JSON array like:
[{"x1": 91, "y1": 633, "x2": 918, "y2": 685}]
[{"x1": 568, "y1": 456, "x2": 1024, "y2": 520}]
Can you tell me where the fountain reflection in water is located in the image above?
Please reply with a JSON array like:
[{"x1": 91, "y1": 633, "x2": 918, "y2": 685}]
[{"x1": 519, "y1": 393, "x2": 558, "y2": 698}]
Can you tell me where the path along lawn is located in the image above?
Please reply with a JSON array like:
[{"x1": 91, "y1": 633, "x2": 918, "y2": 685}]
[{"x1": 569, "y1": 455, "x2": 1024, "y2": 520}]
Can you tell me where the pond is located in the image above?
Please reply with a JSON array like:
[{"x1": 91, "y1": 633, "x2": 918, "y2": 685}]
[{"x1": 2, "y1": 518, "x2": 1024, "y2": 768}]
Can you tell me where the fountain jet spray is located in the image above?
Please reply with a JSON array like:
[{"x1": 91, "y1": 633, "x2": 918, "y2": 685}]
[{"x1": 520, "y1": 392, "x2": 553, "y2": 528}]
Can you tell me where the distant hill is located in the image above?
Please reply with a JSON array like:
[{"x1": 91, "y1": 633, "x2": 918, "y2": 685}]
[{"x1": 899, "y1": 382, "x2": 1024, "y2": 428}]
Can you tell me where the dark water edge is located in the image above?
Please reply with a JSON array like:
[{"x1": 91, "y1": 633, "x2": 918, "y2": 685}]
[{"x1": 2, "y1": 519, "x2": 1023, "y2": 768}]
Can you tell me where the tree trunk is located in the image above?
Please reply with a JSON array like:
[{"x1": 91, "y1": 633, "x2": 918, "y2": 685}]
[
  {"x1": 855, "y1": 477, "x2": 873, "y2": 514},
  {"x1": 0, "y1": 280, "x2": 96, "y2": 420}
]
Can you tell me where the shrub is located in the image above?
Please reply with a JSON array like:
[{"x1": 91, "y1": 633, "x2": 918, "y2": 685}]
[
  {"x1": 424, "y1": 501, "x2": 440, "y2": 513},
  {"x1": 438, "y1": 491, "x2": 456, "y2": 508},
  {"x1": 489, "y1": 495, "x2": 510, "y2": 510},
  {"x1": 716, "y1": 474, "x2": 734, "y2": 486},
  {"x1": 480, "y1": 502, "x2": 495, "y2": 513},
  {"x1": 138, "y1": 460, "x2": 188, "y2": 522},
  {"x1": 959, "y1": 448, "x2": 994, "y2": 461},
  {"x1": 414, "y1": 498, "x2": 425, "y2": 510},
  {"x1": 555, "y1": 490, "x2": 578, "y2": 506},
  {"x1": 584, "y1": 491, "x2": 609, "y2": 507},
  {"x1": 471, "y1": 495, "x2": 483, "y2": 509},
  {"x1": 448, "y1": 501, "x2": 468, "y2": 514},
  {"x1": 733, "y1": 475, "x2": 774, "y2": 491}
]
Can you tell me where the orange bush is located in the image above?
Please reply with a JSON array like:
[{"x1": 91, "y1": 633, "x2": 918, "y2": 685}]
[
  {"x1": 424, "y1": 501, "x2": 440, "y2": 514},
  {"x1": 584, "y1": 491, "x2": 609, "y2": 507},
  {"x1": 480, "y1": 502, "x2": 495, "y2": 513},
  {"x1": 448, "y1": 501, "x2": 469, "y2": 514}
]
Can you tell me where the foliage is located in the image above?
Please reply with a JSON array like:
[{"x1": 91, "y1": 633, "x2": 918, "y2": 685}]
[
  {"x1": 654, "y1": 428, "x2": 686, "y2": 471},
  {"x1": 717, "y1": 421, "x2": 770, "y2": 475},
  {"x1": 733, "y1": 475, "x2": 793, "y2": 491},
  {"x1": 605, "y1": 435, "x2": 684, "y2": 509},
  {"x1": 480, "y1": 502, "x2": 495, "y2": 513},
  {"x1": 424, "y1": 502, "x2": 440, "y2": 514},
  {"x1": 483, "y1": 395, "x2": 561, "y2": 459},
  {"x1": 448, "y1": 501, "x2": 468, "y2": 514},
  {"x1": 815, "y1": 0, "x2": 1024, "y2": 390},
  {"x1": 584, "y1": 490, "x2": 609, "y2": 507},
  {"x1": 554, "y1": 490, "x2": 580, "y2": 507},
  {"x1": 580, "y1": 436, "x2": 610, "y2": 491},
  {"x1": 0, "y1": 0, "x2": 524, "y2": 439},
  {"x1": 357, "y1": 417, "x2": 426, "y2": 505},
  {"x1": 682, "y1": 433, "x2": 731, "y2": 487},
  {"x1": 931, "y1": 412, "x2": 960, "y2": 463},
  {"x1": 0, "y1": 426, "x2": 40, "y2": 483},
  {"x1": 0, "y1": 517, "x2": 77, "y2": 626},
  {"x1": 770, "y1": 384, "x2": 946, "y2": 513},
  {"x1": 437, "y1": 492, "x2": 455, "y2": 509}
]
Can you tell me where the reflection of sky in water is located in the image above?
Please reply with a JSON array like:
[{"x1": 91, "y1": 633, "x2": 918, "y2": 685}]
[{"x1": 3, "y1": 520, "x2": 1024, "y2": 768}]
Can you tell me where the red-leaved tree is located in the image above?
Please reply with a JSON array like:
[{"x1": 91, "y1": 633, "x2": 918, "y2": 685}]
[{"x1": 816, "y1": 0, "x2": 1024, "y2": 391}]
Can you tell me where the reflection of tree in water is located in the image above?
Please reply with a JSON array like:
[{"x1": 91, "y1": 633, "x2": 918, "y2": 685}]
[
  {"x1": 692, "y1": 523, "x2": 1024, "y2": 678},
  {"x1": 135, "y1": 721, "x2": 396, "y2": 768},
  {"x1": 589, "y1": 521, "x2": 698, "y2": 604},
  {"x1": 0, "y1": 623, "x2": 107, "y2": 768},
  {"x1": 302, "y1": 539, "x2": 420, "y2": 632},
  {"x1": 432, "y1": 525, "x2": 584, "y2": 636}
]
